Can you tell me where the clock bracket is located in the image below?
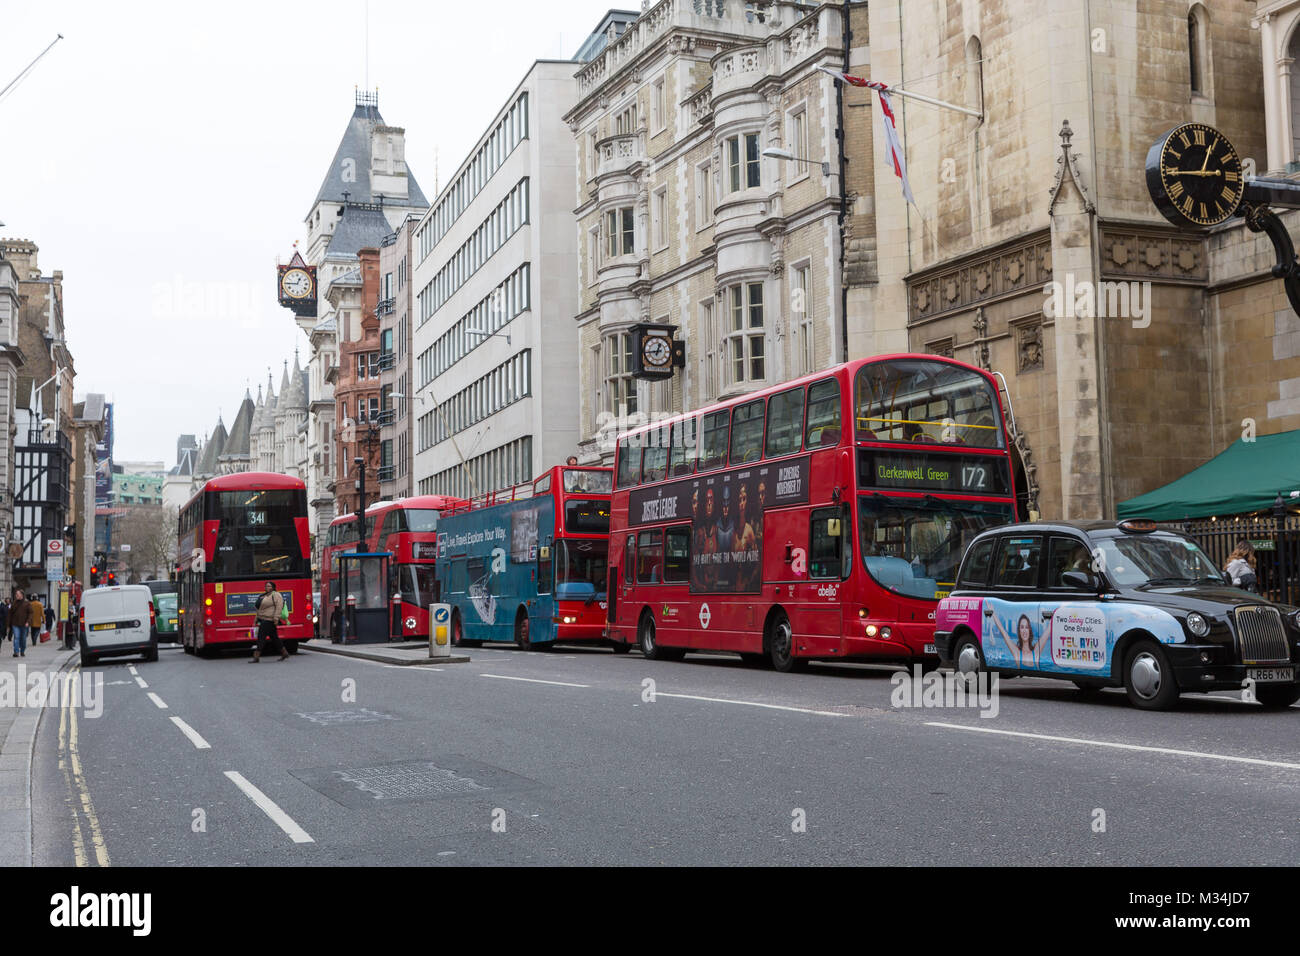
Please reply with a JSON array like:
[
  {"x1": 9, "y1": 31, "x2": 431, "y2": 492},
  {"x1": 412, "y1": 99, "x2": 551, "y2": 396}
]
[{"x1": 1240, "y1": 176, "x2": 1300, "y2": 319}]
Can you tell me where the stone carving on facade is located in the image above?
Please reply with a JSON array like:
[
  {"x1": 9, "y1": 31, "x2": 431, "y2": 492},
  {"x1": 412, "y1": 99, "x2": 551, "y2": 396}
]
[
  {"x1": 767, "y1": 231, "x2": 785, "y2": 277},
  {"x1": 1013, "y1": 429, "x2": 1040, "y2": 513},
  {"x1": 1099, "y1": 228, "x2": 1207, "y2": 282},
  {"x1": 784, "y1": 15, "x2": 820, "y2": 59},
  {"x1": 1015, "y1": 319, "x2": 1044, "y2": 372},
  {"x1": 926, "y1": 337, "x2": 954, "y2": 358},
  {"x1": 1047, "y1": 119, "x2": 1096, "y2": 215},
  {"x1": 907, "y1": 233, "x2": 1052, "y2": 324},
  {"x1": 972, "y1": 307, "x2": 991, "y2": 372}
]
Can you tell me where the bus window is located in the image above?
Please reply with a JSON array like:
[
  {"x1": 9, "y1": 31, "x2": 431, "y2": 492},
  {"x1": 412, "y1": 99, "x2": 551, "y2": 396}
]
[
  {"x1": 642, "y1": 424, "x2": 669, "y2": 483},
  {"x1": 809, "y1": 507, "x2": 846, "y2": 579},
  {"x1": 698, "y1": 410, "x2": 730, "y2": 471},
  {"x1": 765, "y1": 386, "x2": 805, "y2": 458},
  {"x1": 636, "y1": 530, "x2": 663, "y2": 584},
  {"x1": 669, "y1": 418, "x2": 698, "y2": 477},
  {"x1": 616, "y1": 438, "x2": 642, "y2": 488},
  {"x1": 805, "y1": 378, "x2": 842, "y2": 448},
  {"x1": 664, "y1": 526, "x2": 690, "y2": 583},
  {"x1": 855, "y1": 358, "x2": 1003, "y2": 446},
  {"x1": 450, "y1": 558, "x2": 467, "y2": 594},
  {"x1": 729, "y1": 400, "x2": 765, "y2": 465},
  {"x1": 624, "y1": 534, "x2": 636, "y2": 586}
]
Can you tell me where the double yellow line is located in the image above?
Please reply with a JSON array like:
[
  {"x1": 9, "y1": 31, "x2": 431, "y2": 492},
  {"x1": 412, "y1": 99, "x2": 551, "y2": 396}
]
[{"x1": 57, "y1": 665, "x2": 109, "y2": 867}]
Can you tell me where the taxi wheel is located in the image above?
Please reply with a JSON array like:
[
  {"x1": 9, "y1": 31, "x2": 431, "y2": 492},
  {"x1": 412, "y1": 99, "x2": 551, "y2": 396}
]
[
  {"x1": 1123, "y1": 640, "x2": 1179, "y2": 710},
  {"x1": 1072, "y1": 681, "x2": 1103, "y2": 698},
  {"x1": 953, "y1": 633, "x2": 987, "y2": 677},
  {"x1": 1255, "y1": 684, "x2": 1300, "y2": 710}
]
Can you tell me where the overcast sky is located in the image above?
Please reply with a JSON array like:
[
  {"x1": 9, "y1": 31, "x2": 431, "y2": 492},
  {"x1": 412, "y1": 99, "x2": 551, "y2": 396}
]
[{"x1": 0, "y1": 0, "x2": 619, "y2": 463}]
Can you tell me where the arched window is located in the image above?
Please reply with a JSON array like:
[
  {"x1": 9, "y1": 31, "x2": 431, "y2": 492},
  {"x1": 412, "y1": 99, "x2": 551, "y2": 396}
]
[
  {"x1": 1188, "y1": 4, "x2": 1210, "y2": 97},
  {"x1": 965, "y1": 36, "x2": 984, "y2": 120}
]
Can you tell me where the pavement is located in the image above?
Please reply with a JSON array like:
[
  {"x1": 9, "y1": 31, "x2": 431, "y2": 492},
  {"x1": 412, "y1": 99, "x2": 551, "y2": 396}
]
[
  {"x1": 0, "y1": 631, "x2": 76, "y2": 866},
  {"x1": 302, "y1": 638, "x2": 470, "y2": 666},
  {"x1": 28, "y1": 639, "x2": 1300, "y2": 866}
]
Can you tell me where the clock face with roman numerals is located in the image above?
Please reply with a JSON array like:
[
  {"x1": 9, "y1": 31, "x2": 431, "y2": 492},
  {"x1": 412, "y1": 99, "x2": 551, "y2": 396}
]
[{"x1": 1146, "y1": 123, "x2": 1245, "y2": 228}]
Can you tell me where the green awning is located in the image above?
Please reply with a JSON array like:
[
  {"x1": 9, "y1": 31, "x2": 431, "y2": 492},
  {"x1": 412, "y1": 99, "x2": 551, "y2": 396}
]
[{"x1": 1117, "y1": 430, "x2": 1300, "y2": 521}]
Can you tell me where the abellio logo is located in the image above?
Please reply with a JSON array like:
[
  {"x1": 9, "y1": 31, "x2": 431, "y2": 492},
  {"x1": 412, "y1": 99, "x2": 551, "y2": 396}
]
[
  {"x1": 815, "y1": 585, "x2": 838, "y2": 599},
  {"x1": 49, "y1": 886, "x2": 151, "y2": 936}
]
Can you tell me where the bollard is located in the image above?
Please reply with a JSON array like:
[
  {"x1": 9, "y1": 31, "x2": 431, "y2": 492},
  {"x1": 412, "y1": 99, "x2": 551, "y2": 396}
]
[{"x1": 429, "y1": 604, "x2": 452, "y2": 659}]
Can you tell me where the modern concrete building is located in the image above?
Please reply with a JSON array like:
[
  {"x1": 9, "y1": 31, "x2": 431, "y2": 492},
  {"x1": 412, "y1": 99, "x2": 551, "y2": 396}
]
[{"x1": 412, "y1": 59, "x2": 582, "y2": 498}]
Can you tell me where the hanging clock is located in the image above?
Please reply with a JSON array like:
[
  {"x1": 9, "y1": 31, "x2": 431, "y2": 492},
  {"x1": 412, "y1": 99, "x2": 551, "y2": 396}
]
[
  {"x1": 632, "y1": 324, "x2": 681, "y2": 380},
  {"x1": 278, "y1": 252, "x2": 318, "y2": 317},
  {"x1": 1145, "y1": 123, "x2": 1245, "y2": 229}
]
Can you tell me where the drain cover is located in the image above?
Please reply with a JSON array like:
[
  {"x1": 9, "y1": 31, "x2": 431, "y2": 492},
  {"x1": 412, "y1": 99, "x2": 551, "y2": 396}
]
[
  {"x1": 294, "y1": 709, "x2": 398, "y2": 725},
  {"x1": 335, "y1": 763, "x2": 489, "y2": 800},
  {"x1": 291, "y1": 755, "x2": 540, "y2": 808}
]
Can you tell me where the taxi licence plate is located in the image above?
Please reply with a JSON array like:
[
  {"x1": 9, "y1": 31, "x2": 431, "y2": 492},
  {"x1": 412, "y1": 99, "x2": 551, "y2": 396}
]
[
  {"x1": 1247, "y1": 666, "x2": 1294, "y2": 683},
  {"x1": 924, "y1": 643, "x2": 937, "y2": 655}
]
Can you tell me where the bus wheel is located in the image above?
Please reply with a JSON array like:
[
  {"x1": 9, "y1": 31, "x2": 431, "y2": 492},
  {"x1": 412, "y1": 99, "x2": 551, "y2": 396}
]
[
  {"x1": 739, "y1": 652, "x2": 768, "y2": 668},
  {"x1": 639, "y1": 613, "x2": 683, "y2": 662},
  {"x1": 515, "y1": 611, "x2": 532, "y2": 651},
  {"x1": 609, "y1": 640, "x2": 631, "y2": 655},
  {"x1": 452, "y1": 613, "x2": 482, "y2": 649},
  {"x1": 767, "y1": 611, "x2": 805, "y2": 673},
  {"x1": 284, "y1": 641, "x2": 299, "y2": 655},
  {"x1": 330, "y1": 613, "x2": 341, "y2": 643},
  {"x1": 1123, "y1": 640, "x2": 1179, "y2": 711}
]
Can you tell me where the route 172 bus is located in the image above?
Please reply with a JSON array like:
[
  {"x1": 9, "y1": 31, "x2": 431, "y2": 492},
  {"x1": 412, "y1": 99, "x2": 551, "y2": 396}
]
[
  {"x1": 606, "y1": 355, "x2": 1018, "y2": 671},
  {"x1": 435, "y1": 466, "x2": 612, "y2": 650},
  {"x1": 176, "y1": 472, "x2": 313, "y2": 656}
]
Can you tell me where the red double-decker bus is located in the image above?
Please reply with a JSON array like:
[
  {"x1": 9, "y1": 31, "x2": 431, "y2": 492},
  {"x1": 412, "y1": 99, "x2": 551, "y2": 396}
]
[
  {"x1": 177, "y1": 472, "x2": 313, "y2": 656},
  {"x1": 319, "y1": 495, "x2": 464, "y2": 641},
  {"x1": 436, "y1": 464, "x2": 612, "y2": 649},
  {"x1": 606, "y1": 355, "x2": 1018, "y2": 671}
]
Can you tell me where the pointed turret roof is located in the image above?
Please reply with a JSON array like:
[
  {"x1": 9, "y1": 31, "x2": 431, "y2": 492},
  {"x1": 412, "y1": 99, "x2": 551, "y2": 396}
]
[
  {"x1": 311, "y1": 99, "x2": 427, "y2": 212},
  {"x1": 282, "y1": 353, "x2": 307, "y2": 412},
  {"x1": 222, "y1": 390, "x2": 256, "y2": 458},
  {"x1": 325, "y1": 203, "x2": 393, "y2": 259},
  {"x1": 195, "y1": 419, "x2": 227, "y2": 475}
]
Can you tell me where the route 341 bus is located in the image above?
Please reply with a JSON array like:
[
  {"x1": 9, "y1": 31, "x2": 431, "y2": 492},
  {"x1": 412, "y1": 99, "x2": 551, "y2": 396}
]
[
  {"x1": 606, "y1": 355, "x2": 1019, "y2": 671},
  {"x1": 176, "y1": 472, "x2": 313, "y2": 656},
  {"x1": 435, "y1": 466, "x2": 612, "y2": 650}
]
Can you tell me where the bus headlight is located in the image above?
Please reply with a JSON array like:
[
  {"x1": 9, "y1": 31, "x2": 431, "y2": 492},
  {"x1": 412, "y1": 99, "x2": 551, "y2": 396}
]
[
  {"x1": 881, "y1": 627, "x2": 892, "y2": 640},
  {"x1": 562, "y1": 616, "x2": 577, "y2": 624},
  {"x1": 865, "y1": 624, "x2": 878, "y2": 637}
]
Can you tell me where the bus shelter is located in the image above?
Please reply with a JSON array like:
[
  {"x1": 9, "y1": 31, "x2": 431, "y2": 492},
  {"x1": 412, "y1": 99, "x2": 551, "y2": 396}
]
[{"x1": 335, "y1": 552, "x2": 392, "y2": 644}]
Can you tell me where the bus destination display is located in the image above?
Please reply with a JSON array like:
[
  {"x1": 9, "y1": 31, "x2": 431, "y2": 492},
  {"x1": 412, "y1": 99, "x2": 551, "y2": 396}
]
[{"x1": 859, "y1": 451, "x2": 1010, "y2": 496}]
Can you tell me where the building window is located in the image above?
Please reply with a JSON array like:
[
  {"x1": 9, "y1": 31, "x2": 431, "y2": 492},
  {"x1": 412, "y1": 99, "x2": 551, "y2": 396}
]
[
  {"x1": 652, "y1": 186, "x2": 668, "y2": 251},
  {"x1": 587, "y1": 130, "x2": 598, "y2": 179},
  {"x1": 606, "y1": 207, "x2": 634, "y2": 258},
  {"x1": 605, "y1": 332, "x2": 637, "y2": 415},
  {"x1": 727, "y1": 132, "x2": 761, "y2": 192},
  {"x1": 695, "y1": 160, "x2": 713, "y2": 229},
  {"x1": 615, "y1": 103, "x2": 637, "y2": 134},
  {"x1": 727, "y1": 282, "x2": 765, "y2": 385},
  {"x1": 1188, "y1": 5, "x2": 1209, "y2": 97},
  {"x1": 588, "y1": 226, "x2": 600, "y2": 285},
  {"x1": 356, "y1": 354, "x2": 366, "y2": 379},
  {"x1": 788, "y1": 108, "x2": 808, "y2": 178},
  {"x1": 651, "y1": 77, "x2": 666, "y2": 133},
  {"x1": 700, "y1": 298, "x2": 716, "y2": 402},
  {"x1": 792, "y1": 263, "x2": 813, "y2": 375}
]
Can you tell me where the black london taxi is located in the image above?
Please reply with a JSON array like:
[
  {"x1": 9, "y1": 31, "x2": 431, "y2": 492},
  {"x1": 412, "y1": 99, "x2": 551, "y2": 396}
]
[{"x1": 932, "y1": 518, "x2": 1300, "y2": 710}]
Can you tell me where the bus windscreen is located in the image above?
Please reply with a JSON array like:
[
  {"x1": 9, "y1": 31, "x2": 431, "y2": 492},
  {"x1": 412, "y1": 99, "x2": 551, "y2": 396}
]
[
  {"x1": 210, "y1": 490, "x2": 306, "y2": 579},
  {"x1": 855, "y1": 359, "x2": 1004, "y2": 447}
]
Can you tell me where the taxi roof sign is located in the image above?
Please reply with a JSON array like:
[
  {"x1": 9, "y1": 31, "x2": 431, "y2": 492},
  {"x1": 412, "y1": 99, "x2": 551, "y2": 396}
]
[{"x1": 1119, "y1": 518, "x2": 1158, "y2": 533}]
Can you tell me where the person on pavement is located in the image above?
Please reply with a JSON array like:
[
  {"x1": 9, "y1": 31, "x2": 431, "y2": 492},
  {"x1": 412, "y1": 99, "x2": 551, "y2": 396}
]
[
  {"x1": 29, "y1": 594, "x2": 45, "y2": 644},
  {"x1": 10, "y1": 590, "x2": 29, "y2": 657},
  {"x1": 250, "y1": 581, "x2": 288, "y2": 663}
]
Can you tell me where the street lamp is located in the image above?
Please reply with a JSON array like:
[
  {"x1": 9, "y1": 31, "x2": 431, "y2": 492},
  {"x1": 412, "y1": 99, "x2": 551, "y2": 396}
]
[{"x1": 762, "y1": 146, "x2": 830, "y2": 177}]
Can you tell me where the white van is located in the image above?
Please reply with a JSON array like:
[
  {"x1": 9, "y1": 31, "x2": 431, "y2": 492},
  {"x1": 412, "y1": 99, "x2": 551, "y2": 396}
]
[{"x1": 79, "y1": 585, "x2": 158, "y2": 665}]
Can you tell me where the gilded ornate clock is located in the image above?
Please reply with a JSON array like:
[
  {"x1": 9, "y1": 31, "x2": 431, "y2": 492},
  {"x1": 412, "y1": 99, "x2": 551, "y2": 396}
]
[{"x1": 1146, "y1": 123, "x2": 1245, "y2": 228}]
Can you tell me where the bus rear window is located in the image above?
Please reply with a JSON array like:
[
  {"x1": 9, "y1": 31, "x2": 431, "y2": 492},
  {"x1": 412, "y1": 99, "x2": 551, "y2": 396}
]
[{"x1": 209, "y1": 489, "x2": 306, "y2": 579}]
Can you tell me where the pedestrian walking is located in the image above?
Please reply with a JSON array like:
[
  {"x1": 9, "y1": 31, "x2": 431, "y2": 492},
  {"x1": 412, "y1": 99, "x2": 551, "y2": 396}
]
[
  {"x1": 1224, "y1": 540, "x2": 1258, "y2": 592},
  {"x1": 249, "y1": 581, "x2": 288, "y2": 663},
  {"x1": 28, "y1": 594, "x2": 46, "y2": 645},
  {"x1": 44, "y1": 602, "x2": 54, "y2": 637},
  {"x1": 0, "y1": 598, "x2": 8, "y2": 647},
  {"x1": 10, "y1": 590, "x2": 29, "y2": 657}
]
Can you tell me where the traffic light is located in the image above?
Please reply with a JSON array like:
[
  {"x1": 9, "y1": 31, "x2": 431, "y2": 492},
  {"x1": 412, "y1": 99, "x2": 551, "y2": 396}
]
[
  {"x1": 106, "y1": 571, "x2": 116, "y2": 585},
  {"x1": 90, "y1": 564, "x2": 99, "y2": 586}
]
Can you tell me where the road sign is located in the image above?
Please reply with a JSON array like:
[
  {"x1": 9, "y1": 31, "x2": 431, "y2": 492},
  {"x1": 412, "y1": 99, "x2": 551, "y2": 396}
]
[
  {"x1": 46, "y1": 556, "x2": 65, "y2": 582},
  {"x1": 120, "y1": 544, "x2": 132, "y2": 552},
  {"x1": 47, "y1": 539, "x2": 63, "y2": 555},
  {"x1": 429, "y1": 603, "x2": 451, "y2": 658}
]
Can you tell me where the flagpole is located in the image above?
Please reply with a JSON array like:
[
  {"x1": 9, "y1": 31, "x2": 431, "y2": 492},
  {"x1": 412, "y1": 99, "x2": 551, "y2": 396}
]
[{"x1": 886, "y1": 85, "x2": 983, "y2": 120}]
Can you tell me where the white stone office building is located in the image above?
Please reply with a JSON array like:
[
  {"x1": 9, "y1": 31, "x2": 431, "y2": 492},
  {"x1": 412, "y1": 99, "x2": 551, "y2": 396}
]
[
  {"x1": 412, "y1": 61, "x2": 582, "y2": 498},
  {"x1": 566, "y1": 1, "x2": 855, "y2": 462}
]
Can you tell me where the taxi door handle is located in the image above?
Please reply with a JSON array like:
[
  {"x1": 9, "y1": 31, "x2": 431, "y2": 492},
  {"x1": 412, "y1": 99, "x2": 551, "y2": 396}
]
[
  {"x1": 983, "y1": 607, "x2": 994, "y2": 617},
  {"x1": 1041, "y1": 609, "x2": 1055, "y2": 620}
]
